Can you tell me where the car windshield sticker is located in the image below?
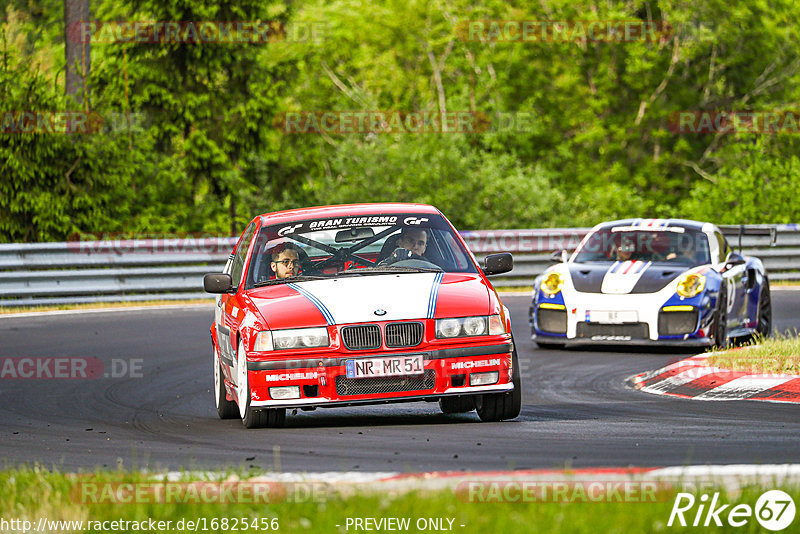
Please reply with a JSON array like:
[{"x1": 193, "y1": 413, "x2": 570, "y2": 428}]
[{"x1": 275, "y1": 214, "x2": 437, "y2": 236}]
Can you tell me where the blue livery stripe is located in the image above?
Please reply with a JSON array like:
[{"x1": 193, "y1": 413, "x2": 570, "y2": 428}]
[
  {"x1": 287, "y1": 283, "x2": 335, "y2": 325},
  {"x1": 609, "y1": 261, "x2": 621, "y2": 274}
]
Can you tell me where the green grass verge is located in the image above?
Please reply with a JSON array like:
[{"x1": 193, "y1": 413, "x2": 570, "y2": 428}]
[
  {"x1": 708, "y1": 334, "x2": 800, "y2": 374},
  {"x1": 1, "y1": 467, "x2": 798, "y2": 533}
]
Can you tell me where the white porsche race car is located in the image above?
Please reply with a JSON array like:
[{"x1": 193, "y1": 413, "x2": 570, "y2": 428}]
[{"x1": 530, "y1": 219, "x2": 772, "y2": 347}]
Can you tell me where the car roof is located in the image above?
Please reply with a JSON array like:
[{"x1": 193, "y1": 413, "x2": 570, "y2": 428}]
[
  {"x1": 592, "y1": 218, "x2": 711, "y2": 232},
  {"x1": 258, "y1": 203, "x2": 441, "y2": 226}
]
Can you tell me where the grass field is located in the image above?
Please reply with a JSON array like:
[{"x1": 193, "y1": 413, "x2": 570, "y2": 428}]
[
  {"x1": 1, "y1": 468, "x2": 798, "y2": 533},
  {"x1": 708, "y1": 334, "x2": 800, "y2": 374}
]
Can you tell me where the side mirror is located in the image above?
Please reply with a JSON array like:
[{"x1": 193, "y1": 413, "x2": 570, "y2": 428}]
[
  {"x1": 725, "y1": 252, "x2": 746, "y2": 270},
  {"x1": 204, "y1": 273, "x2": 233, "y2": 294},
  {"x1": 483, "y1": 253, "x2": 513, "y2": 275},
  {"x1": 550, "y1": 249, "x2": 568, "y2": 263}
]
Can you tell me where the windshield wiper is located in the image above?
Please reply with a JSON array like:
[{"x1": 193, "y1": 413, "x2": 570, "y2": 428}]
[
  {"x1": 341, "y1": 266, "x2": 442, "y2": 275},
  {"x1": 252, "y1": 275, "x2": 327, "y2": 287}
]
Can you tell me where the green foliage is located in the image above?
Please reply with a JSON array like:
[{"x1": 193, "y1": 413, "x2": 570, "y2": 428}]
[{"x1": 2, "y1": 0, "x2": 800, "y2": 242}]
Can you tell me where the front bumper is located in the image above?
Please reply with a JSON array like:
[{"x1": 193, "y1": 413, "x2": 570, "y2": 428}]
[
  {"x1": 242, "y1": 343, "x2": 514, "y2": 409},
  {"x1": 530, "y1": 289, "x2": 716, "y2": 346}
]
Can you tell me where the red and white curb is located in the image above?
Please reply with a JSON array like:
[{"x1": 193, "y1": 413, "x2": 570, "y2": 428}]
[
  {"x1": 161, "y1": 465, "x2": 800, "y2": 494},
  {"x1": 630, "y1": 352, "x2": 800, "y2": 403}
]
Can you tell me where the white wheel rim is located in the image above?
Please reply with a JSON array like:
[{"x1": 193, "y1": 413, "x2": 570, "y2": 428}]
[
  {"x1": 213, "y1": 347, "x2": 221, "y2": 409},
  {"x1": 237, "y1": 340, "x2": 248, "y2": 419}
]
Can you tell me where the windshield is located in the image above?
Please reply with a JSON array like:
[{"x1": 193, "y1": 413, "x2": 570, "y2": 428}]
[
  {"x1": 245, "y1": 213, "x2": 477, "y2": 287},
  {"x1": 573, "y1": 226, "x2": 712, "y2": 266}
]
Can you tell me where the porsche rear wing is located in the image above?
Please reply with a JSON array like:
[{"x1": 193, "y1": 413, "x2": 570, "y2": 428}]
[{"x1": 718, "y1": 224, "x2": 778, "y2": 253}]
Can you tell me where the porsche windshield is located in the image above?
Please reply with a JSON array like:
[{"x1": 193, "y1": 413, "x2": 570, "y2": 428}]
[
  {"x1": 245, "y1": 213, "x2": 477, "y2": 287},
  {"x1": 573, "y1": 227, "x2": 712, "y2": 266}
]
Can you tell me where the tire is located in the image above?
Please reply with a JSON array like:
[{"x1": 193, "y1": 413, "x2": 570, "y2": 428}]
[
  {"x1": 236, "y1": 339, "x2": 286, "y2": 429},
  {"x1": 755, "y1": 278, "x2": 772, "y2": 338},
  {"x1": 476, "y1": 340, "x2": 522, "y2": 422},
  {"x1": 712, "y1": 285, "x2": 729, "y2": 348},
  {"x1": 439, "y1": 396, "x2": 476, "y2": 414},
  {"x1": 214, "y1": 345, "x2": 238, "y2": 419}
]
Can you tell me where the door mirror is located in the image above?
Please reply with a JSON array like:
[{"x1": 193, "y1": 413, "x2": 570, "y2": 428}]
[
  {"x1": 550, "y1": 249, "x2": 568, "y2": 263},
  {"x1": 725, "y1": 252, "x2": 746, "y2": 270},
  {"x1": 204, "y1": 273, "x2": 233, "y2": 294},
  {"x1": 483, "y1": 253, "x2": 513, "y2": 275}
]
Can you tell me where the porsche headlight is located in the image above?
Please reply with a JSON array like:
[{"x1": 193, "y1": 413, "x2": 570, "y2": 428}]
[
  {"x1": 265, "y1": 327, "x2": 329, "y2": 350},
  {"x1": 676, "y1": 273, "x2": 706, "y2": 298},
  {"x1": 540, "y1": 272, "x2": 564, "y2": 296},
  {"x1": 435, "y1": 316, "x2": 490, "y2": 338}
]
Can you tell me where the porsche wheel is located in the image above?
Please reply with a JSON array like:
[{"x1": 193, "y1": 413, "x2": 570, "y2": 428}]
[
  {"x1": 476, "y1": 340, "x2": 522, "y2": 422},
  {"x1": 214, "y1": 345, "x2": 238, "y2": 419},
  {"x1": 236, "y1": 339, "x2": 286, "y2": 429},
  {"x1": 756, "y1": 278, "x2": 772, "y2": 337},
  {"x1": 439, "y1": 396, "x2": 476, "y2": 414},
  {"x1": 712, "y1": 286, "x2": 729, "y2": 348}
]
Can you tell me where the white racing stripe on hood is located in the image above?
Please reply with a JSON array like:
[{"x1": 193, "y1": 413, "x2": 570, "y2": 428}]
[
  {"x1": 600, "y1": 260, "x2": 652, "y2": 294},
  {"x1": 290, "y1": 273, "x2": 440, "y2": 324}
]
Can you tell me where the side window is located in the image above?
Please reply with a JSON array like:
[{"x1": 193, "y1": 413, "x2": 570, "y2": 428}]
[
  {"x1": 715, "y1": 232, "x2": 731, "y2": 263},
  {"x1": 230, "y1": 222, "x2": 257, "y2": 288}
]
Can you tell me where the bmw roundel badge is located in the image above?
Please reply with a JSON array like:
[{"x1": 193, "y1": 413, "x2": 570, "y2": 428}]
[{"x1": 374, "y1": 309, "x2": 387, "y2": 316}]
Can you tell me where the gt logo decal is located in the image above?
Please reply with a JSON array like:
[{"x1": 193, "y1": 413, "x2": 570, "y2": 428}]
[
  {"x1": 404, "y1": 217, "x2": 429, "y2": 225},
  {"x1": 278, "y1": 223, "x2": 302, "y2": 236}
]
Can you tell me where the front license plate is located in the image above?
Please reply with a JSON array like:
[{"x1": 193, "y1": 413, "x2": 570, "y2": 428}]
[
  {"x1": 345, "y1": 355, "x2": 424, "y2": 378},
  {"x1": 587, "y1": 310, "x2": 638, "y2": 324}
]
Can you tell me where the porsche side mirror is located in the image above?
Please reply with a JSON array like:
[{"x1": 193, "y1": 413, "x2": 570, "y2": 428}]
[
  {"x1": 550, "y1": 249, "x2": 568, "y2": 263},
  {"x1": 483, "y1": 253, "x2": 513, "y2": 275},
  {"x1": 725, "y1": 253, "x2": 746, "y2": 270},
  {"x1": 204, "y1": 273, "x2": 234, "y2": 294}
]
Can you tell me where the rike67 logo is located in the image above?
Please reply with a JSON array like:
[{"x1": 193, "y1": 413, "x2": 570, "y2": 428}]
[{"x1": 668, "y1": 490, "x2": 795, "y2": 531}]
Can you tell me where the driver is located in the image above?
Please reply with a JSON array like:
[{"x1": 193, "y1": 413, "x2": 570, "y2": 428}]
[
  {"x1": 614, "y1": 238, "x2": 635, "y2": 261},
  {"x1": 396, "y1": 227, "x2": 428, "y2": 257},
  {"x1": 271, "y1": 244, "x2": 301, "y2": 279}
]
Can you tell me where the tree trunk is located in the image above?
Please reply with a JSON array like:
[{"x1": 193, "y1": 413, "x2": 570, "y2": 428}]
[{"x1": 64, "y1": 0, "x2": 90, "y2": 102}]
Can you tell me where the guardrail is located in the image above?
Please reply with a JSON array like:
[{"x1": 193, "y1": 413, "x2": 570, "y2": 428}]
[{"x1": 1, "y1": 225, "x2": 798, "y2": 306}]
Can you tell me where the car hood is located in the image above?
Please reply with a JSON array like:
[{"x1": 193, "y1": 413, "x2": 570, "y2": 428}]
[
  {"x1": 247, "y1": 272, "x2": 490, "y2": 329},
  {"x1": 568, "y1": 262, "x2": 688, "y2": 294}
]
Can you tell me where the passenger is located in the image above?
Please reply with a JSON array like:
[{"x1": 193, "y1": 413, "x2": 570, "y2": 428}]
[{"x1": 271, "y1": 244, "x2": 301, "y2": 279}]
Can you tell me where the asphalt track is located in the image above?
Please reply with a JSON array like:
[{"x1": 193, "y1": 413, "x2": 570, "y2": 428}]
[{"x1": 0, "y1": 292, "x2": 798, "y2": 473}]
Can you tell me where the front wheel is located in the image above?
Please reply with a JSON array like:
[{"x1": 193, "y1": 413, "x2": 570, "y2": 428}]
[
  {"x1": 476, "y1": 341, "x2": 522, "y2": 422},
  {"x1": 236, "y1": 339, "x2": 286, "y2": 429},
  {"x1": 214, "y1": 345, "x2": 238, "y2": 419},
  {"x1": 439, "y1": 396, "x2": 476, "y2": 414}
]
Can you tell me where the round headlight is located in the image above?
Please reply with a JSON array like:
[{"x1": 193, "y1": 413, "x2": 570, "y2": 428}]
[
  {"x1": 437, "y1": 319, "x2": 462, "y2": 338},
  {"x1": 462, "y1": 317, "x2": 487, "y2": 336},
  {"x1": 676, "y1": 273, "x2": 706, "y2": 298},
  {"x1": 274, "y1": 335, "x2": 298, "y2": 349},
  {"x1": 540, "y1": 272, "x2": 564, "y2": 296}
]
